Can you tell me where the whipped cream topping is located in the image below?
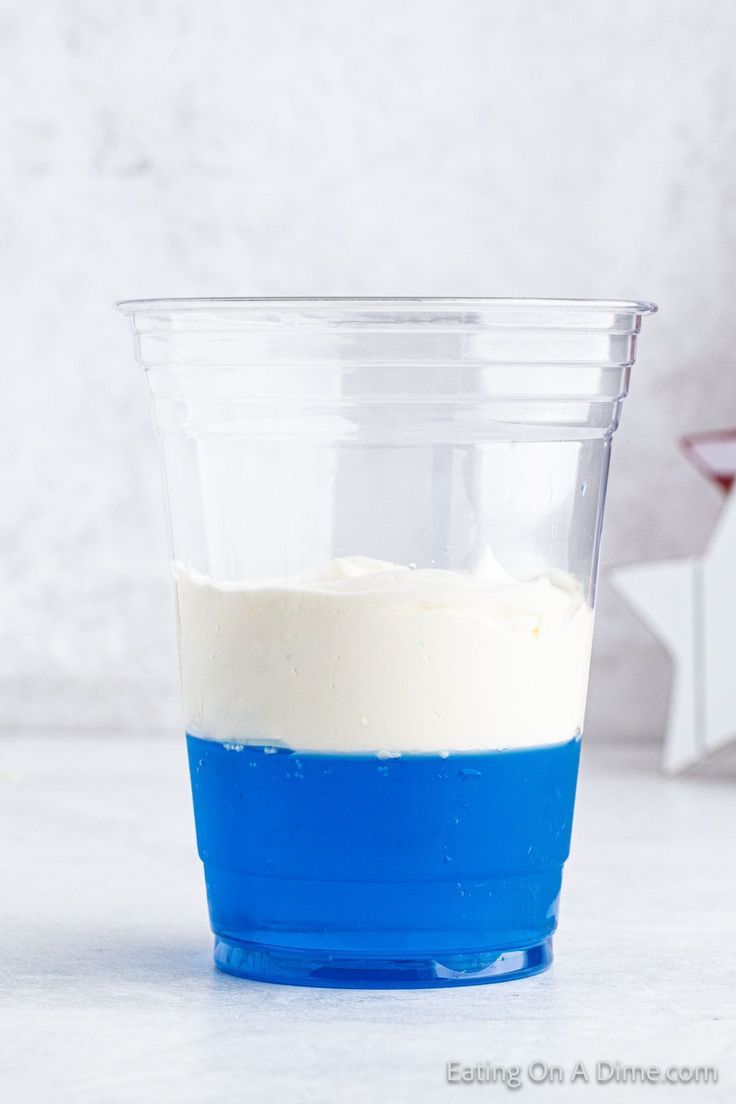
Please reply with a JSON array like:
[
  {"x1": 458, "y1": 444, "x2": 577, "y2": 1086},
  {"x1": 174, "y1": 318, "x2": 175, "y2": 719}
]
[{"x1": 174, "y1": 552, "x2": 594, "y2": 754}]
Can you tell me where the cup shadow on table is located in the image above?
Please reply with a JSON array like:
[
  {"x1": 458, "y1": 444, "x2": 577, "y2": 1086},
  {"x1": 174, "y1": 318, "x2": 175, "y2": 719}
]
[
  {"x1": 8, "y1": 925, "x2": 213, "y2": 998},
  {"x1": 8, "y1": 920, "x2": 562, "y2": 1025}
]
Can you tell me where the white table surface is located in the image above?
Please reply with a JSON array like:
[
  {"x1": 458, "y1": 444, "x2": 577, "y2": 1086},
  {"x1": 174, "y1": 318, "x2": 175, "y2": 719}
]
[{"x1": 1, "y1": 734, "x2": 734, "y2": 1103}]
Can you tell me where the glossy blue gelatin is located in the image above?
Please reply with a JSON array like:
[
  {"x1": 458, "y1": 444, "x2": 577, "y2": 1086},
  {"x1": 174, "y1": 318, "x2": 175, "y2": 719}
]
[{"x1": 186, "y1": 735, "x2": 581, "y2": 988}]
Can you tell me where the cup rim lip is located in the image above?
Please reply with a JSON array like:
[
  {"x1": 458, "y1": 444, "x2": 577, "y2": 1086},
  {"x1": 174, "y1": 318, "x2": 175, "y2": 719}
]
[{"x1": 117, "y1": 295, "x2": 658, "y2": 316}]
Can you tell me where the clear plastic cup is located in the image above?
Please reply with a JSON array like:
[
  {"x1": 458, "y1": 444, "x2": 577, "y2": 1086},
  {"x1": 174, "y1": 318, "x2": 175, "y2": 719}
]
[{"x1": 119, "y1": 297, "x2": 656, "y2": 988}]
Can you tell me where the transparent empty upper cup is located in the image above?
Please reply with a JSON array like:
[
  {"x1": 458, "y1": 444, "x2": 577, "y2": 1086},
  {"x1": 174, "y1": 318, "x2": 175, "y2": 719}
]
[{"x1": 119, "y1": 297, "x2": 656, "y2": 988}]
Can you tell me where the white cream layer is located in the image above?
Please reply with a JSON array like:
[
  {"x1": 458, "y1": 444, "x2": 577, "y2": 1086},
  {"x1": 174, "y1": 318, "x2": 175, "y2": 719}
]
[{"x1": 174, "y1": 552, "x2": 594, "y2": 754}]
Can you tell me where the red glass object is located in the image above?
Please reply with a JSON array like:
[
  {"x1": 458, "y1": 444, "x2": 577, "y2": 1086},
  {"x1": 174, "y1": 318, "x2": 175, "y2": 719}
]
[{"x1": 680, "y1": 429, "x2": 736, "y2": 493}]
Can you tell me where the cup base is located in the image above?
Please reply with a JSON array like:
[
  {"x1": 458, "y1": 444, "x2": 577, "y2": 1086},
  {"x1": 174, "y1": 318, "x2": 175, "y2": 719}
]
[{"x1": 213, "y1": 934, "x2": 552, "y2": 989}]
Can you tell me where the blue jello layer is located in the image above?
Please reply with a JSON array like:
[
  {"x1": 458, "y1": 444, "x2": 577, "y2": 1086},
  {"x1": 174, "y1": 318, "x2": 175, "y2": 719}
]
[{"x1": 186, "y1": 735, "x2": 581, "y2": 987}]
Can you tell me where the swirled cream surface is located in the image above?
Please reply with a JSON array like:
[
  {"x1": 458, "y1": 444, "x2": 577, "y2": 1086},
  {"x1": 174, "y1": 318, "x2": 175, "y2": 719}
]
[{"x1": 174, "y1": 552, "x2": 594, "y2": 754}]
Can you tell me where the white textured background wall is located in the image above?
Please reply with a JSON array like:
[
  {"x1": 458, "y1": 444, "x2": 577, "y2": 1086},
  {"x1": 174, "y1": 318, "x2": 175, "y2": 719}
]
[{"x1": 2, "y1": 0, "x2": 736, "y2": 741}]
